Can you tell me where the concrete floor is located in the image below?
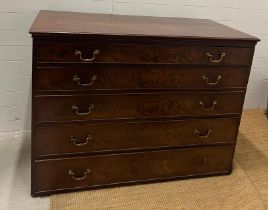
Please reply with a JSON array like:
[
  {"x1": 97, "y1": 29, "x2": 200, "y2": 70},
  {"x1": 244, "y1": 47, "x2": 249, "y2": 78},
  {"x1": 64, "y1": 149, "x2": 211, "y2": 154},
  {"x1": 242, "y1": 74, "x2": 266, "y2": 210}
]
[{"x1": 0, "y1": 131, "x2": 49, "y2": 210}]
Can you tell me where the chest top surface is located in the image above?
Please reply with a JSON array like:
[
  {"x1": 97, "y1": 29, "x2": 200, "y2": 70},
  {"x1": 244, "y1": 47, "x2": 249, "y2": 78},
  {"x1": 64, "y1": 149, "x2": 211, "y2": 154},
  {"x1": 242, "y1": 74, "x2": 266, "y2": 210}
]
[{"x1": 30, "y1": 10, "x2": 259, "y2": 42}]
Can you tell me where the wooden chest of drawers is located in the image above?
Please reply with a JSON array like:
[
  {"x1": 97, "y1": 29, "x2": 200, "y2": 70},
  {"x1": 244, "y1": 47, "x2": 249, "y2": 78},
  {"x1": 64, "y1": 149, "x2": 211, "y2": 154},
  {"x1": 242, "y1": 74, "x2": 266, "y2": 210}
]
[{"x1": 30, "y1": 10, "x2": 259, "y2": 196}]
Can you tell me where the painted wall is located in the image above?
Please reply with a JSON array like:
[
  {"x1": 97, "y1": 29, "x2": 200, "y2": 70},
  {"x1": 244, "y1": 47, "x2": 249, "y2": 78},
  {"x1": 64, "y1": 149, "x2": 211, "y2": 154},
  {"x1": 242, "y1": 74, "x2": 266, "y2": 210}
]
[{"x1": 0, "y1": 0, "x2": 267, "y2": 132}]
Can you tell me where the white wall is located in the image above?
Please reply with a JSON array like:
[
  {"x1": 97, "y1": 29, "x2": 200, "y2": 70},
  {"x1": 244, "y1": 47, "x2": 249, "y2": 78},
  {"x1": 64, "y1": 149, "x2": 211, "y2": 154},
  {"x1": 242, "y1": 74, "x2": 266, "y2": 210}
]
[{"x1": 0, "y1": 0, "x2": 268, "y2": 132}]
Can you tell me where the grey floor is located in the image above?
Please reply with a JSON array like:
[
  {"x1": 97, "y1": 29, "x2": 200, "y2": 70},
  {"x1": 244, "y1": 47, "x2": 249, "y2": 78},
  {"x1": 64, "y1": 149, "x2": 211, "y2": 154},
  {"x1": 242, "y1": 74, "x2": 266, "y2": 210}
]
[{"x1": 0, "y1": 131, "x2": 49, "y2": 210}]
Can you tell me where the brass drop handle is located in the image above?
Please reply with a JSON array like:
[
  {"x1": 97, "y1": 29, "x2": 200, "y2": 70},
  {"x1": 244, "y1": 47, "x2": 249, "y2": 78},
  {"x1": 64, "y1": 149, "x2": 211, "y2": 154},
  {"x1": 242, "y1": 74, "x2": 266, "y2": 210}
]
[
  {"x1": 194, "y1": 128, "x2": 213, "y2": 138},
  {"x1": 70, "y1": 135, "x2": 92, "y2": 146},
  {"x1": 206, "y1": 52, "x2": 226, "y2": 63},
  {"x1": 199, "y1": 101, "x2": 217, "y2": 111},
  {"x1": 73, "y1": 74, "x2": 97, "y2": 87},
  {"x1": 68, "y1": 169, "x2": 91, "y2": 181},
  {"x1": 74, "y1": 49, "x2": 99, "y2": 62},
  {"x1": 72, "y1": 104, "x2": 95, "y2": 116},
  {"x1": 202, "y1": 75, "x2": 222, "y2": 86}
]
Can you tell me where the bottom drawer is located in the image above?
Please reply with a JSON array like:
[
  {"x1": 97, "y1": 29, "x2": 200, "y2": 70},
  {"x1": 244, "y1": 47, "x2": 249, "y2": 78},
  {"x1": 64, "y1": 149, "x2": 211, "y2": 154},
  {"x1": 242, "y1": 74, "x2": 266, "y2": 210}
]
[{"x1": 34, "y1": 146, "x2": 233, "y2": 195}]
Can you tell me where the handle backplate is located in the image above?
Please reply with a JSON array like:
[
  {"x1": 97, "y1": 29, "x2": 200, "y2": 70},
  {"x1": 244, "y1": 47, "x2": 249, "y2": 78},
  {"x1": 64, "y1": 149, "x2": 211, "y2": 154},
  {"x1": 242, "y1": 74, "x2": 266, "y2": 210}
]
[
  {"x1": 202, "y1": 75, "x2": 222, "y2": 86},
  {"x1": 74, "y1": 50, "x2": 99, "y2": 62},
  {"x1": 72, "y1": 104, "x2": 95, "y2": 116},
  {"x1": 206, "y1": 52, "x2": 226, "y2": 63},
  {"x1": 68, "y1": 169, "x2": 91, "y2": 181},
  {"x1": 199, "y1": 100, "x2": 217, "y2": 111},
  {"x1": 73, "y1": 74, "x2": 97, "y2": 87},
  {"x1": 70, "y1": 135, "x2": 92, "y2": 146},
  {"x1": 194, "y1": 128, "x2": 213, "y2": 138}
]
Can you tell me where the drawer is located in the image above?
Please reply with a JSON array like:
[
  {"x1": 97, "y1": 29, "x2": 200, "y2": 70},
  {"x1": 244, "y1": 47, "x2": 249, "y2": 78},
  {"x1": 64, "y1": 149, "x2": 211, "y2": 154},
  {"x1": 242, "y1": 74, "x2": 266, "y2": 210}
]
[
  {"x1": 36, "y1": 65, "x2": 249, "y2": 91},
  {"x1": 35, "y1": 118, "x2": 239, "y2": 157},
  {"x1": 35, "y1": 92, "x2": 244, "y2": 122},
  {"x1": 37, "y1": 42, "x2": 252, "y2": 65},
  {"x1": 34, "y1": 145, "x2": 233, "y2": 193}
]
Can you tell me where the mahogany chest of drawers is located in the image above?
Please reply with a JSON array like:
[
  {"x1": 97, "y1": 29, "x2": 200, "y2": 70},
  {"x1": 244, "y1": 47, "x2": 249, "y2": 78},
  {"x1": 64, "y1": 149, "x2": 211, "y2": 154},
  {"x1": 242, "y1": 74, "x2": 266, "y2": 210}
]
[{"x1": 30, "y1": 10, "x2": 259, "y2": 196}]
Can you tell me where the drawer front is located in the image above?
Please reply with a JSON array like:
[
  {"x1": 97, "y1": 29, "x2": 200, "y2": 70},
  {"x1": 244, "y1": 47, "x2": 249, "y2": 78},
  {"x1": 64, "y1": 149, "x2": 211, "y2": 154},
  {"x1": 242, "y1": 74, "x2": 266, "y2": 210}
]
[
  {"x1": 36, "y1": 66, "x2": 249, "y2": 91},
  {"x1": 37, "y1": 43, "x2": 252, "y2": 65},
  {"x1": 35, "y1": 118, "x2": 239, "y2": 157},
  {"x1": 35, "y1": 92, "x2": 244, "y2": 122},
  {"x1": 34, "y1": 146, "x2": 233, "y2": 193}
]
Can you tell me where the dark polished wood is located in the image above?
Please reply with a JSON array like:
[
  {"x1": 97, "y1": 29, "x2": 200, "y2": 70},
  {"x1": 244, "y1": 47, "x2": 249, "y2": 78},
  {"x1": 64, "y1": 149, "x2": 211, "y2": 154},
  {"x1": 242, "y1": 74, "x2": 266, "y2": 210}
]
[
  {"x1": 35, "y1": 92, "x2": 244, "y2": 122},
  {"x1": 34, "y1": 145, "x2": 233, "y2": 194},
  {"x1": 35, "y1": 117, "x2": 239, "y2": 158},
  {"x1": 30, "y1": 10, "x2": 259, "y2": 196},
  {"x1": 30, "y1": 10, "x2": 259, "y2": 42},
  {"x1": 37, "y1": 42, "x2": 252, "y2": 65},
  {"x1": 36, "y1": 65, "x2": 249, "y2": 91}
]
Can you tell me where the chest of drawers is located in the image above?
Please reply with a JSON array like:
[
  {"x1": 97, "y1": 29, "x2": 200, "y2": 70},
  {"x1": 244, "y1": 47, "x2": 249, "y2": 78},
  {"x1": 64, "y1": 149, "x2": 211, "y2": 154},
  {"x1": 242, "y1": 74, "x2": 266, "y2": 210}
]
[{"x1": 30, "y1": 10, "x2": 259, "y2": 196}]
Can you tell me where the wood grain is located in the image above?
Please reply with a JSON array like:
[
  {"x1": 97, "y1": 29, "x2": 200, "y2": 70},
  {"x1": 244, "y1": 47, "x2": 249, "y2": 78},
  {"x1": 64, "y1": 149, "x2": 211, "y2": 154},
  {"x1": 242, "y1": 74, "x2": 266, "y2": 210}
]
[
  {"x1": 35, "y1": 117, "x2": 239, "y2": 158},
  {"x1": 37, "y1": 42, "x2": 252, "y2": 65},
  {"x1": 30, "y1": 10, "x2": 258, "y2": 196},
  {"x1": 36, "y1": 65, "x2": 249, "y2": 91},
  {"x1": 34, "y1": 145, "x2": 233, "y2": 194},
  {"x1": 35, "y1": 92, "x2": 245, "y2": 122},
  {"x1": 30, "y1": 10, "x2": 259, "y2": 42}
]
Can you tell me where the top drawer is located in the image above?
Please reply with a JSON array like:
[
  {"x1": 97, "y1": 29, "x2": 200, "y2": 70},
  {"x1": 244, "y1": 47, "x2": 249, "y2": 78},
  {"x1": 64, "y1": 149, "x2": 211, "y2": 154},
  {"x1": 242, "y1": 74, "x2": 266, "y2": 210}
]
[{"x1": 37, "y1": 43, "x2": 252, "y2": 65}]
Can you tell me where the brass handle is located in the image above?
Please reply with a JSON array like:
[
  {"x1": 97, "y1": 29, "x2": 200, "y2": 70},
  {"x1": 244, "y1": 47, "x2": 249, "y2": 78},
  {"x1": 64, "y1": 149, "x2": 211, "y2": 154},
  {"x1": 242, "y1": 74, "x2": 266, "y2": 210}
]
[
  {"x1": 70, "y1": 135, "x2": 92, "y2": 146},
  {"x1": 68, "y1": 169, "x2": 90, "y2": 181},
  {"x1": 194, "y1": 128, "x2": 213, "y2": 138},
  {"x1": 72, "y1": 104, "x2": 95, "y2": 116},
  {"x1": 206, "y1": 52, "x2": 225, "y2": 63},
  {"x1": 74, "y1": 50, "x2": 99, "y2": 62},
  {"x1": 202, "y1": 75, "x2": 222, "y2": 86},
  {"x1": 73, "y1": 74, "x2": 97, "y2": 87},
  {"x1": 199, "y1": 101, "x2": 217, "y2": 111}
]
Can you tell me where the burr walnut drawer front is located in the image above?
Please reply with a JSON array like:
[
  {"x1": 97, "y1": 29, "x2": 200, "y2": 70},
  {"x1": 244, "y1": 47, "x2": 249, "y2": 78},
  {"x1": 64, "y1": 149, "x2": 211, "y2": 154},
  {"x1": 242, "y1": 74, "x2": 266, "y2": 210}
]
[
  {"x1": 35, "y1": 92, "x2": 244, "y2": 122},
  {"x1": 36, "y1": 66, "x2": 249, "y2": 91},
  {"x1": 37, "y1": 42, "x2": 252, "y2": 65},
  {"x1": 35, "y1": 118, "x2": 239, "y2": 157},
  {"x1": 34, "y1": 145, "x2": 233, "y2": 193}
]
